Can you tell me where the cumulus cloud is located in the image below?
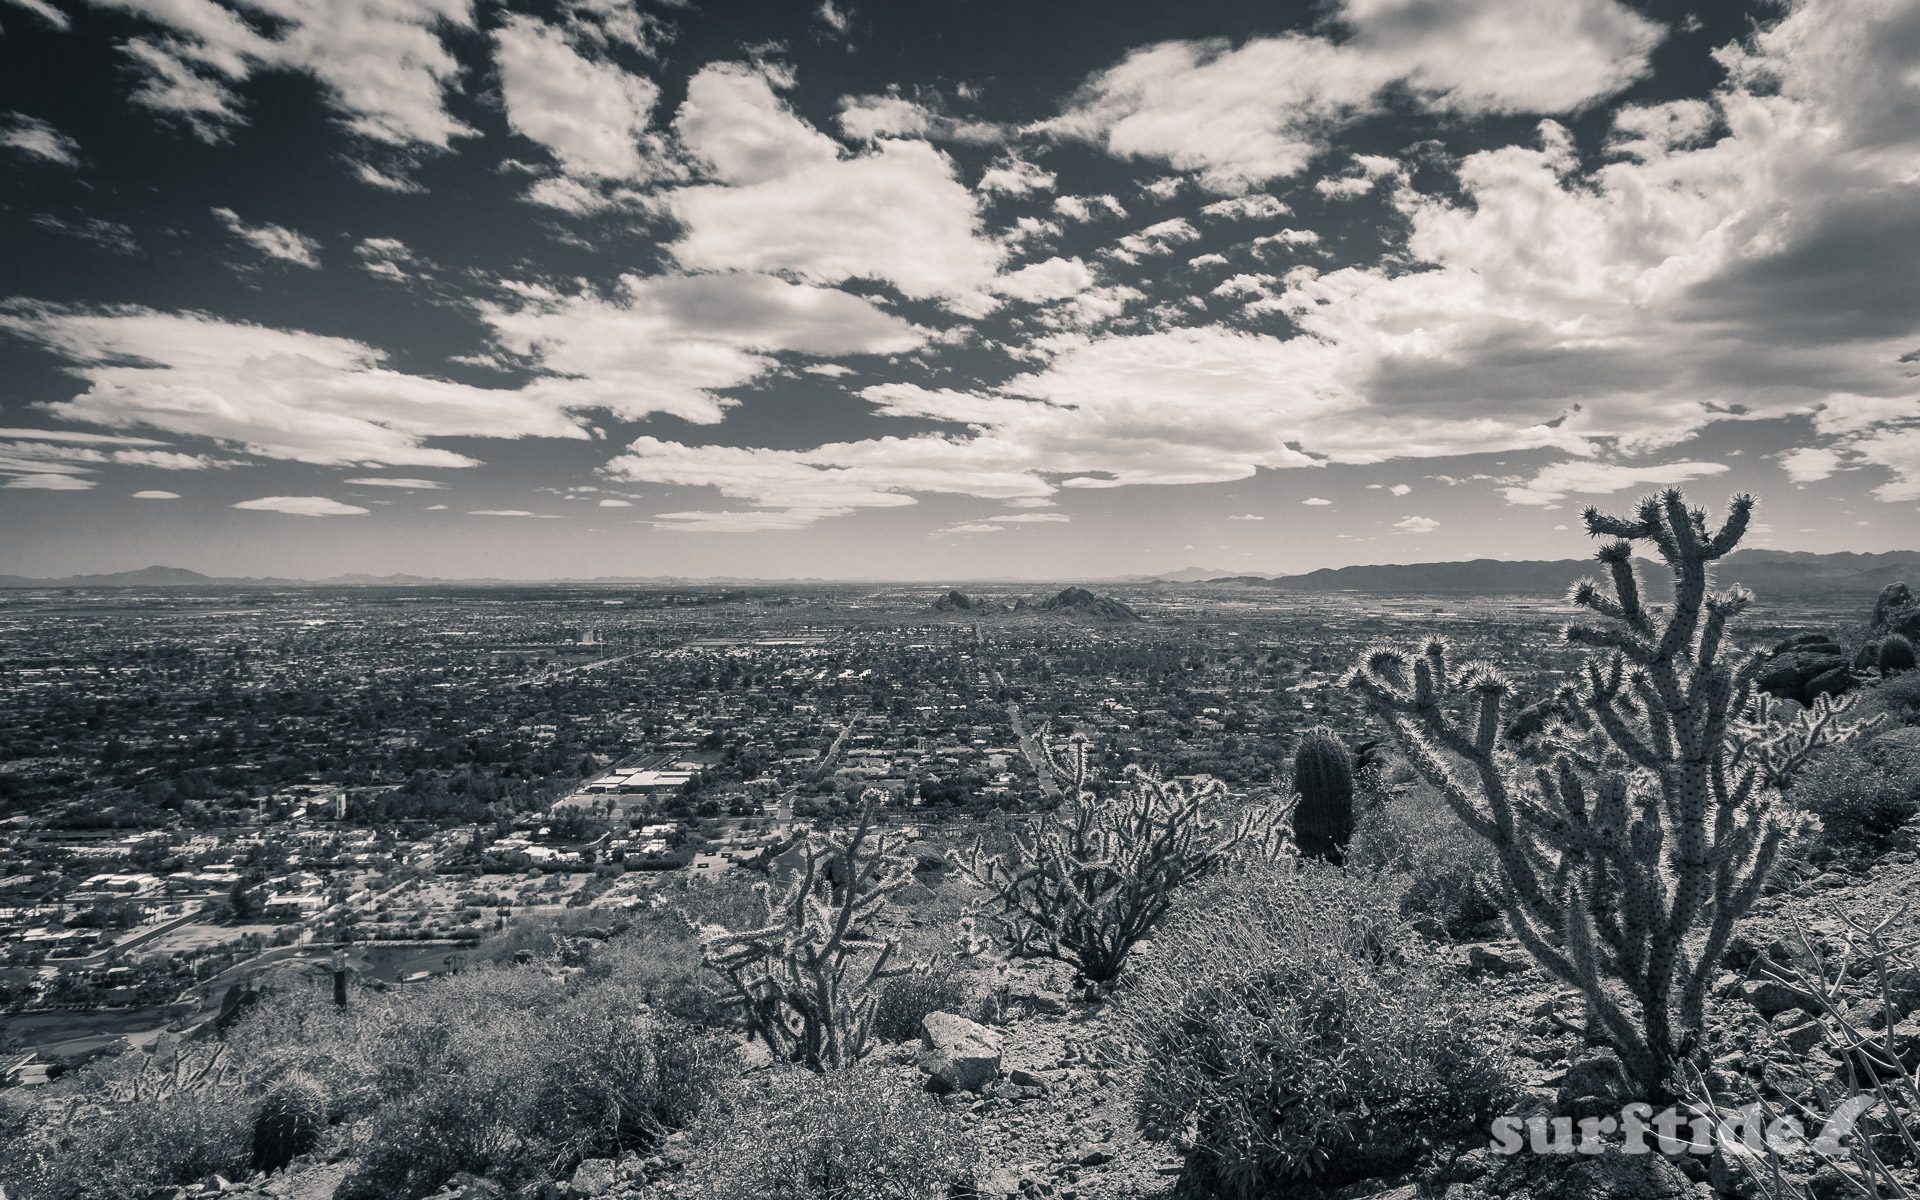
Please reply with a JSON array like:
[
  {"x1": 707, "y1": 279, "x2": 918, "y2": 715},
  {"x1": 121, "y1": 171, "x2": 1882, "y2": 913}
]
[
  {"x1": 1, "y1": 272, "x2": 922, "y2": 470},
  {"x1": 1047, "y1": 0, "x2": 1661, "y2": 191},
  {"x1": 493, "y1": 15, "x2": 672, "y2": 184},
  {"x1": 0, "y1": 303, "x2": 587, "y2": 468},
  {"x1": 836, "y1": 93, "x2": 931, "y2": 141},
  {"x1": 481, "y1": 271, "x2": 927, "y2": 423},
  {"x1": 1052, "y1": 194, "x2": 1127, "y2": 223},
  {"x1": 1500, "y1": 460, "x2": 1730, "y2": 507},
  {"x1": 1228, "y1": 512, "x2": 1264, "y2": 520},
  {"x1": 1394, "y1": 516, "x2": 1440, "y2": 533},
  {"x1": 1112, "y1": 217, "x2": 1200, "y2": 260},
  {"x1": 96, "y1": 0, "x2": 476, "y2": 149},
  {"x1": 992, "y1": 257, "x2": 1095, "y2": 304},
  {"x1": 211, "y1": 207, "x2": 321, "y2": 267},
  {"x1": 233, "y1": 495, "x2": 369, "y2": 516},
  {"x1": 666, "y1": 63, "x2": 1002, "y2": 306},
  {"x1": 976, "y1": 155, "x2": 1055, "y2": 196},
  {"x1": 2, "y1": 112, "x2": 81, "y2": 166},
  {"x1": 132, "y1": 489, "x2": 180, "y2": 499}
]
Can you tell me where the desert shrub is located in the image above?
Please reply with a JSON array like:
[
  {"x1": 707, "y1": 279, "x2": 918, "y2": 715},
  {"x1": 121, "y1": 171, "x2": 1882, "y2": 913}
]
[
  {"x1": 1123, "y1": 861, "x2": 1510, "y2": 1197},
  {"x1": 328, "y1": 971, "x2": 733, "y2": 1200},
  {"x1": 870, "y1": 969, "x2": 969, "y2": 1043},
  {"x1": 1857, "y1": 668, "x2": 1920, "y2": 727},
  {"x1": 0, "y1": 1054, "x2": 253, "y2": 1200},
  {"x1": 1348, "y1": 780, "x2": 1501, "y2": 939},
  {"x1": 1791, "y1": 731, "x2": 1920, "y2": 857},
  {"x1": 671, "y1": 1068, "x2": 978, "y2": 1200}
]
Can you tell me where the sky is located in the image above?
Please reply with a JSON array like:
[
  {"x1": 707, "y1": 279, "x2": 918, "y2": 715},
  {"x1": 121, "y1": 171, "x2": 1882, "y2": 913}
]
[{"x1": 1, "y1": 0, "x2": 1917, "y2": 581}]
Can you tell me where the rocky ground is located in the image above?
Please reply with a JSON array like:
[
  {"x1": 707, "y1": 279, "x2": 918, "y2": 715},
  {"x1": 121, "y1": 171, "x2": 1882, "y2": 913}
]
[{"x1": 152, "y1": 824, "x2": 1918, "y2": 1200}]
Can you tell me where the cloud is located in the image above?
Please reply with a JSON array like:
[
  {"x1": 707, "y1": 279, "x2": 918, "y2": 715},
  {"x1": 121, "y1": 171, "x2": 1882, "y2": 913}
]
[
  {"x1": 1394, "y1": 515, "x2": 1440, "y2": 533},
  {"x1": 5, "y1": 473, "x2": 96, "y2": 490},
  {"x1": 493, "y1": 15, "x2": 671, "y2": 184},
  {"x1": 836, "y1": 93, "x2": 930, "y2": 140},
  {"x1": 666, "y1": 63, "x2": 1002, "y2": 306},
  {"x1": 0, "y1": 302, "x2": 589, "y2": 467},
  {"x1": 1112, "y1": 217, "x2": 1200, "y2": 260},
  {"x1": 342, "y1": 476, "x2": 443, "y2": 489},
  {"x1": 233, "y1": 495, "x2": 369, "y2": 516},
  {"x1": 33, "y1": 215, "x2": 140, "y2": 255},
  {"x1": 2, "y1": 112, "x2": 81, "y2": 166},
  {"x1": 1014, "y1": 0, "x2": 1920, "y2": 500},
  {"x1": 481, "y1": 271, "x2": 928, "y2": 423},
  {"x1": 992, "y1": 257, "x2": 1095, "y2": 304},
  {"x1": 3, "y1": 269, "x2": 922, "y2": 469},
  {"x1": 604, "y1": 434, "x2": 1054, "y2": 528},
  {"x1": 977, "y1": 155, "x2": 1055, "y2": 196},
  {"x1": 1199, "y1": 194, "x2": 1288, "y2": 221},
  {"x1": 4, "y1": 0, "x2": 69, "y2": 29},
  {"x1": 1389, "y1": 483, "x2": 1411, "y2": 496},
  {"x1": 132, "y1": 489, "x2": 180, "y2": 499},
  {"x1": 815, "y1": 0, "x2": 851, "y2": 36},
  {"x1": 96, "y1": 0, "x2": 475, "y2": 149},
  {"x1": 211, "y1": 207, "x2": 321, "y2": 267},
  {"x1": 467, "y1": 509, "x2": 550, "y2": 517},
  {"x1": 1301, "y1": 497, "x2": 1332, "y2": 505},
  {"x1": 353, "y1": 237, "x2": 423, "y2": 281},
  {"x1": 1047, "y1": 0, "x2": 1661, "y2": 191},
  {"x1": 1052, "y1": 194, "x2": 1127, "y2": 222},
  {"x1": 597, "y1": 497, "x2": 632, "y2": 507},
  {"x1": 351, "y1": 161, "x2": 427, "y2": 193},
  {"x1": 1500, "y1": 460, "x2": 1730, "y2": 507},
  {"x1": 1227, "y1": 512, "x2": 1264, "y2": 520},
  {"x1": 0, "y1": 430, "x2": 226, "y2": 489}
]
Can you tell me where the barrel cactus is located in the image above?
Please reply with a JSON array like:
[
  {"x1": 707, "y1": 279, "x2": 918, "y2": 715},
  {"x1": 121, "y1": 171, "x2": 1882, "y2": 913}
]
[
  {"x1": 252, "y1": 1073, "x2": 327, "y2": 1174},
  {"x1": 1292, "y1": 728, "x2": 1356, "y2": 864},
  {"x1": 1880, "y1": 633, "x2": 1917, "y2": 674}
]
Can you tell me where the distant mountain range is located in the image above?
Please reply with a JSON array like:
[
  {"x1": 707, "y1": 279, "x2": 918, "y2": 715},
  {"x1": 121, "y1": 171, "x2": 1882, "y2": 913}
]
[
  {"x1": 2, "y1": 549, "x2": 1916, "y2": 600},
  {"x1": 1147, "y1": 549, "x2": 1920, "y2": 600}
]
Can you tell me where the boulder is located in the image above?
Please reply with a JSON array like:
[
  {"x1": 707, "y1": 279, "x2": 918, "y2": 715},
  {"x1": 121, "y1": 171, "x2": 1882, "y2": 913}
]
[
  {"x1": 567, "y1": 1160, "x2": 616, "y2": 1198},
  {"x1": 1741, "y1": 976, "x2": 1819, "y2": 1017},
  {"x1": 1756, "y1": 645, "x2": 1850, "y2": 705},
  {"x1": 918, "y1": 1011, "x2": 1002, "y2": 1094}
]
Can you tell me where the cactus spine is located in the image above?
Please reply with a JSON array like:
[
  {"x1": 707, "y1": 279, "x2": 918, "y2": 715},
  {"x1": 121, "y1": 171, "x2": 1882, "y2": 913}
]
[
  {"x1": 1292, "y1": 727, "x2": 1355, "y2": 864},
  {"x1": 1346, "y1": 491, "x2": 1878, "y2": 1099},
  {"x1": 1878, "y1": 633, "x2": 1916, "y2": 674}
]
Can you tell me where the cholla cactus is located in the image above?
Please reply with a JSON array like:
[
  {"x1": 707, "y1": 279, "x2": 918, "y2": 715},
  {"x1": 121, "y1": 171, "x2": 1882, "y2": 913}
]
[
  {"x1": 1347, "y1": 491, "x2": 1878, "y2": 1098},
  {"x1": 697, "y1": 793, "x2": 912, "y2": 1070},
  {"x1": 1292, "y1": 727, "x2": 1356, "y2": 864},
  {"x1": 953, "y1": 735, "x2": 1275, "y2": 983}
]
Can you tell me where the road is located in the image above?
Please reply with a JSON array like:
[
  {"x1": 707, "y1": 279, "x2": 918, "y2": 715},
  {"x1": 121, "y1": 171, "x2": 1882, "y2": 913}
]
[{"x1": 988, "y1": 666, "x2": 1058, "y2": 798}]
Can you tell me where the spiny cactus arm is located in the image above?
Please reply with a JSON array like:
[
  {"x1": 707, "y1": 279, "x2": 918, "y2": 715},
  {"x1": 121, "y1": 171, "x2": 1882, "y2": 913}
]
[
  {"x1": 1704, "y1": 493, "x2": 1754, "y2": 559},
  {"x1": 1681, "y1": 815, "x2": 1787, "y2": 1031},
  {"x1": 1581, "y1": 660, "x2": 1667, "y2": 774},
  {"x1": 1583, "y1": 500, "x2": 1657, "y2": 543}
]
